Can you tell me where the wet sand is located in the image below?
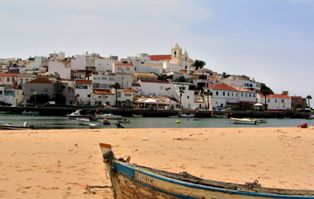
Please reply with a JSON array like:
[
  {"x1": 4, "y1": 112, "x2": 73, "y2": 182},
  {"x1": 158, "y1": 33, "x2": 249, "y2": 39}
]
[{"x1": 0, "y1": 127, "x2": 313, "y2": 198}]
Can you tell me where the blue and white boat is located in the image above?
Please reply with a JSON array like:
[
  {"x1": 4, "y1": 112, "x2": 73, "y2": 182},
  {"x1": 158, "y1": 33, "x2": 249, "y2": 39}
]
[{"x1": 100, "y1": 143, "x2": 314, "y2": 199}]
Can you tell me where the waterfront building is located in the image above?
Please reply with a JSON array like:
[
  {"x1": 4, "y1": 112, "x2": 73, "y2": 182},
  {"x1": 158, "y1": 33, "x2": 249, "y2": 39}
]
[
  {"x1": 92, "y1": 72, "x2": 116, "y2": 90},
  {"x1": 74, "y1": 79, "x2": 92, "y2": 106},
  {"x1": 112, "y1": 61, "x2": 135, "y2": 88},
  {"x1": 91, "y1": 89, "x2": 115, "y2": 106},
  {"x1": 257, "y1": 93, "x2": 292, "y2": 111},
  {"x1": 291, "y1": 96, "x2": 307, "y2": 111},
  {"x1": 22, "y1": 77, "x2": 55, "y2": 105},
  {"x1": 116, "y1": 88, "x2": 135, "y2": 107}
]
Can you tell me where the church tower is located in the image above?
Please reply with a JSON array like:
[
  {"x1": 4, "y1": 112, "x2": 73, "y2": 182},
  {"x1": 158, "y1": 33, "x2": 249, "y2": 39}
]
[{"x1": 171, "y1": 43, "x2": 183, "y2": 65}]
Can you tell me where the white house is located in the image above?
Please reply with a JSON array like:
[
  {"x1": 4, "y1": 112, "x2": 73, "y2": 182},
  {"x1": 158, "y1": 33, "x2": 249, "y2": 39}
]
[
  {"x1": 95, "y1": 58, "x2": 113, "y2": 72},
  {"x1": 117, "y1": 88, "x2": 135, "y2": 107},
  {"x1": 207, "y1": 84, "x2": 238, "y2": 111},
  {"x1": 71, "y1": 53, "x2": 99, "y2": 70},
  {"x1": 48, "y1": 59, "x2": 71, "y2": 79},
  {"x1": 257, "y1": 93, "x2": 291, "y2": 111},
  {"x1": 221, "y1": 75, "x2": 261, "y2": 92},
  {"x1": 74, "y1": 80, "x2": 92, "y2": 105},
  {"x1": 136, "y1": 79, "x2": 173, "y2": 97},
  {"x1": 0, "y1": 86, "x2": 23, "y2": 105},
  {"x1": 172, "y1": 83, "x2": 205, "y2": 110},
  {"x1": 113, "y1": 61, "x2": 135, "y2": 88},
  {"x1": 92, "y1": 72, "x2": 116, "y2": 90},
  {"x1": 91, "y1": 89, "x2": 115, "y2": 106}
]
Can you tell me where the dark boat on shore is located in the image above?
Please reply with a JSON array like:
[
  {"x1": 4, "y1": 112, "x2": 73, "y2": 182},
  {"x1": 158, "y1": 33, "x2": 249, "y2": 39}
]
[{"x1": 99, "y1": 143, "x2": 314, "y2": 199}]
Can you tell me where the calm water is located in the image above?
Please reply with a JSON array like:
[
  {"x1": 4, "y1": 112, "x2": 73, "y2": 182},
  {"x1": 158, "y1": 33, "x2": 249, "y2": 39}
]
[{"x1": 0, "y1": 114, "x2": 312, "y2": 129}]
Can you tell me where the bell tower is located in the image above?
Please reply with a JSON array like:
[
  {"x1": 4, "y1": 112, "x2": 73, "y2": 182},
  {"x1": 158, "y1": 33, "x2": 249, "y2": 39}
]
[{"x1": 171, "y1": 43, "x2": 182, "y2": 65}]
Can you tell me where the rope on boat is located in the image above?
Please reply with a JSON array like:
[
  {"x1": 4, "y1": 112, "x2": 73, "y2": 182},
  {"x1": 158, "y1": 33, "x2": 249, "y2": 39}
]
[{"x1": 245, "y1": 179, "x2": 261, "y2": 190}]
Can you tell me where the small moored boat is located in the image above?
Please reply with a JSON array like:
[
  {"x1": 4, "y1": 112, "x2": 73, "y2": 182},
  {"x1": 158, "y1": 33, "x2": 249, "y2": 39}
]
[
  {"x1": 179, "y1": 113, "x2": 195, "y2": 118},
  {"x1": 96, "y1": 113, "x2": 123, "y2": 120},
  {"x1": 0, "y1": 121, "x2": 34, "y2": 130},
  {"x1": 230, "y1": 117, "x2": 258, "y2": 125},
  {"x1": 67, "y1": 110, "x2": 95, "y2": 120},
  {"x1": 99, "y1": 143, "x2": 314, "y2": 199},
  {"x1": 22, "y1": 111, "x2": 40, "y2": 116}
]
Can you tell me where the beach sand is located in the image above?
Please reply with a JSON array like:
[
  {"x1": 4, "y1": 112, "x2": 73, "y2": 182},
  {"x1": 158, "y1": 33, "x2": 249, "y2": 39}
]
[{"x1": 0, "y1": 127, "x2": 313, "y2": 198}]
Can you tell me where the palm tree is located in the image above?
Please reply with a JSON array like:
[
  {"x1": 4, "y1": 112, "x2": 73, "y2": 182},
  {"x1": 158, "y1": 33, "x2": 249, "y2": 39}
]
[
  {"x1": 178, "y1": 87, "x2": 185, "y2": 109},
  {"x1": 203, "y1": 90, "x2": 213, "y2": 110},
  {"x1": 191, "y1": 60, "x2": 206, "y2": 70},
  {"x1": 306, "y1": 95, "x2": 312, "y2": 108},
  {"x1": 112, "y1": 82, "x2": 121, "y2": 107},
  {"x1": 260, "y1": 83, "x2": 274, "y2": 111}
]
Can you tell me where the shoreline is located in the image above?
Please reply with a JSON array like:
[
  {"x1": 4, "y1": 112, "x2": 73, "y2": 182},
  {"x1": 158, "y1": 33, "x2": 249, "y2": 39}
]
[{"x1": 0, "y1": 127, "x2": 313, "y2": 198}]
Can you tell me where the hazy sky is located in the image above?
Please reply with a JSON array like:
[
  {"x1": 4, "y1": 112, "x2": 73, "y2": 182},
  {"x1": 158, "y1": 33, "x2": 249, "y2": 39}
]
[{"x1": 0, "y1": 0, "x2": 313, "y2": 99}]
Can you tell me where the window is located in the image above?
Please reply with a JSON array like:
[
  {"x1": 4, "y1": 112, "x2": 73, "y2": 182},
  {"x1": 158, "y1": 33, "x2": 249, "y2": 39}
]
[
  {"x1": 125, "y1": 93, "x2": 132, "y2": 97},
  {"x1": 223, "y1": 92, "x2": 225, "y2": 96},
  {"x1": 44, "y1": 88, "x2": 48, "y2": 92},
  {"x1": 109, "y1": 77, "x2": 114, "y2": 81},
  {"x1": 268, "y1": 99, "x2": 270, "y2": 103},
  {"x1": 102, "y1": 77, "x2": 107, "y2": 80},
  {"x1": 187, "y1": 96, "x2": 189, "y2": 99},
  {"x1": 174, "y1": 51, "x2": 177, "y2": 57},
  {"x1": 282, "y1": 99, "x2": 284, "y2": 103},
  {"x1": 7, "y1": 77, "x2": 10, "y2": 82},
  {"x1": 216, "y1": 91, "x2": 219, "y2": 96},
  {"x1": 76, "y1": 94, "x2": 80, "y2": 97},
  {"x1": 0, "y1": 91, "x2": 2, "y2": 95},
  {"x1": 275, "y1": 99, "x2": 277, "y2": 103},
  {"x1": 249, "y1": 93, "x2": 251, "y2": 97},
  {"x1": 117, "y1": 91, "x2": 121, "y2": 98},
  {"x1": 31, "y1": 88, "x2": 35, "y2": 92},
  {"x1": 160, "y1": 86, "x2": 163, "y2": 90},
  {"x1": 87, "y1": 95, "x2": 91, "y2": 98}
]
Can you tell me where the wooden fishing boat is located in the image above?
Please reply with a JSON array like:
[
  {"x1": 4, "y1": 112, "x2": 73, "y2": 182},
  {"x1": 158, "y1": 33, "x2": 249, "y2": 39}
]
[
  {"x1": 230, "y1": 117, "x2": 258, "y2": 125},
  {"x1": 0, "y1": 121, "x2": 34, "y2": 130},
  {"x1": 99, "y1": 143, "x2": 314, "y2": 199}
]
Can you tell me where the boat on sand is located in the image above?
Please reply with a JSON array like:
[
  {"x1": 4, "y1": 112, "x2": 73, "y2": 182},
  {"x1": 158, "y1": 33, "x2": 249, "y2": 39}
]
[{"x1": 99, "y1": 143, "x2": 314, "y2": 199}]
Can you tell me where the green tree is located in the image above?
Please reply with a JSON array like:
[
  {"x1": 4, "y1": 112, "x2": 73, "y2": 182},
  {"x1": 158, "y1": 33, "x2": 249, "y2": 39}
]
[
  {"x1": 175, "y1": 76, "x2": 187, "y2": 82},
  {"x1": 155, "y1": 73, "x2": 168, "y2": 81},
  {"x1": 260, "y1": 83, "x2": 274, "y2": 111},
  {"x1": 204, "y1": 89, "x2": 213, "y2": 110},
  {"x1": 53, "y1": 81, "x2": 66, "y2": 105},
  {"x1": 191, "y1": 59, "x2": 206, "y2": 70},
  {"x1": 306, "y1": 95, "x2": 312, "y2": 108},
  {"x1": 178, "y1": 87, "x2": 185, "y2": 109},
  {"x1": 112, "y1": 82, "x2": 121, "y2": 107}
]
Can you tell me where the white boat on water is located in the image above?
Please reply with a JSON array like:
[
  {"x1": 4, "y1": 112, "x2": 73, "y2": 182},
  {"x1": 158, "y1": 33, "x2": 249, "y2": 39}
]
[
  {"x1": 96, "y1": 113, "x2": 123, "y2": 120},
  {"x1": 230, "y1": 117, "x2": 258, "y2": 125},
  {"x1": 67, "y1": 110, "x2": 95, "y2": 120},
  {"x1": 179, "y1": 113, "x2": 195, "y2": 118}
]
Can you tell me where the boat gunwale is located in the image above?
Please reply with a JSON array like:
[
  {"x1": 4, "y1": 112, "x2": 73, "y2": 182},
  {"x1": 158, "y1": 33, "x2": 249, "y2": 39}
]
[{"x1": 111, "y1": 159, "x2": 314, "y2": 198}]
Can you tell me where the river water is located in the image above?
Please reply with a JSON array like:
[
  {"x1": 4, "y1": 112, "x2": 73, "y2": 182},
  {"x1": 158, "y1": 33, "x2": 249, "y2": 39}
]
[{"x1": 0, "y1": 114, "x2": 313, "y2": 129}]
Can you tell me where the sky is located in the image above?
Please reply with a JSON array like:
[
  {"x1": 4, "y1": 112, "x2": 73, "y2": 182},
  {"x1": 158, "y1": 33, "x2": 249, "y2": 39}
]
[{"x1": 0, "y1": 0, "x2": 313, "y2": 101}]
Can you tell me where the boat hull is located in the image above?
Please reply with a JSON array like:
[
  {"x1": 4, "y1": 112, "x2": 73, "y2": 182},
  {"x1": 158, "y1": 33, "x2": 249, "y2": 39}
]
[
  {"x1": 109, "y1": 161, "x2": 314, "y2": 199},
  {"x1": 100, "y1": 144, "x2": 314, "y2": 199}
]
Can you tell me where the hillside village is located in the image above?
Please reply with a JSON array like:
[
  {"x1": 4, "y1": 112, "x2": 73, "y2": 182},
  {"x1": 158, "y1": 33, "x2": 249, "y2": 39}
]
[{"x1": 0, "y1": 44, "x2": 309, "y2": 111}]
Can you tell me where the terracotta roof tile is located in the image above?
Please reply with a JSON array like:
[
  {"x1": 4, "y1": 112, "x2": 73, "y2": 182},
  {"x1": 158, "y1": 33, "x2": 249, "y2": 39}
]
[
  {"x1": 148, "y1": 55, "x2": 172, "y2": 61},
  {"x1": 28, "y1": 77, "x2": 53, "y2": 84},
  {"x1": 93, "y1": 89, "x2": 113, "y2": 95},
  {"x1": 0, "y1": 73, "x2": 17, "y2": 77},
  {"x1": 140, "y1": 79, "x2": 170, "y2": 84},
  {"x1": 267, "y1": 94, "x2": 290, "y2": 99},
  {"x1": 75, "y1": 80, "x2": 92, "y2": 85},
  {"x1": 208, "y1": 84, "x2": 237, "y2": 91},
  {"x1": 118, "y1": 88, "x2": 134, "y2": 93}
]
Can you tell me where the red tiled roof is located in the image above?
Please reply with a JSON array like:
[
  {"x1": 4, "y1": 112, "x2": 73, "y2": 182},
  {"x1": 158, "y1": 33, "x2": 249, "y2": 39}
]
[
  {"x1": 75, "y1": 80, "x2": 92, "y2": 85},
  {"x1": 0, "y1": 73, "x2": 17, "y2": 77},
  {"x1": 148, "y1": 55, "x2": 171, "y2": 61},
  {"x1": 118, "y1": 88, "x2": 134, "y2": 93},
  {"x1": 28, "y1": 77, "x2": 53, "y2": 84},
  {"x1": 267, "y1": 94, "x2": 290, "y2": 99},
  {"x1": 93, "y1": 89, "x2": 113, "y2": 95},
  {"x1": 208, "y1": 84, "x2": 237, "y2": 91}
]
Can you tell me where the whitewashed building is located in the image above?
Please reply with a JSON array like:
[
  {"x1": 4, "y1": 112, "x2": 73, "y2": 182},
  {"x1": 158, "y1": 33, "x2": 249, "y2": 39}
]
[
  {"x1": 91, "y1": 89, "x2": 115, "y2": 106},
  {"x1": 113, "y1": 61, "x2": 135, "y2": 88},
  {"x1": 208, "y1": 84, "x2": 238, "y2": 111},
  {"x1": 221, "y1": 75, "x2": 261, "y2": 92},
  {"x1": 74, "y1": 80, "x2": 92, "y2": 105},
  {"x1": 92, "y1": 72, "x2": 116, "y2": 90},
  {"x1": 48, "y1": 59, "x2": 71, "y2": 79},
  {"x1": 0, "y1": 86, "x2": 23, "y2": 105},
  {"x1": 257, "y1": 93, "x2": 291, "y2": 111}
]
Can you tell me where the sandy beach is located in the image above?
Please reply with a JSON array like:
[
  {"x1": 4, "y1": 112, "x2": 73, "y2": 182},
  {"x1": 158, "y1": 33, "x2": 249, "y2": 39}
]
[{"x1": 0, "y1": 127, "x2": 313, "y2": 199}]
